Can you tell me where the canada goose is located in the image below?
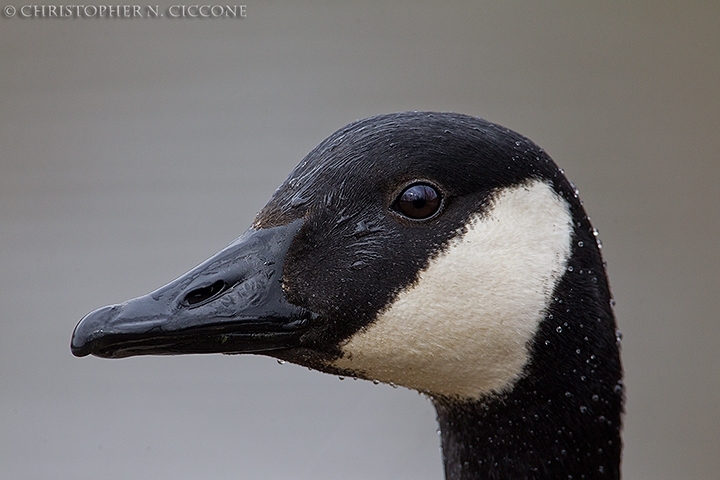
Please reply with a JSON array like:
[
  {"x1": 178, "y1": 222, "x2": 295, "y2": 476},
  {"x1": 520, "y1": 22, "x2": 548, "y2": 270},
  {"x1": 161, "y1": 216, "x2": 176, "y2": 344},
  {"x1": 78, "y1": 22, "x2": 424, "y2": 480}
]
[{"x1": 72, "y1": 112, "x2": 623, "y2": 479}]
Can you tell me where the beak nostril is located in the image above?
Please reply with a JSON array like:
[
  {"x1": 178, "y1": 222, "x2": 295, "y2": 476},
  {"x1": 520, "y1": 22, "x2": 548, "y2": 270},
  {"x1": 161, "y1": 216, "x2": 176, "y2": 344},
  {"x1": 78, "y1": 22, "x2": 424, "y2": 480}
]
[{"x1": 184, "y1": 280, "x2": 228, "y2": 306}]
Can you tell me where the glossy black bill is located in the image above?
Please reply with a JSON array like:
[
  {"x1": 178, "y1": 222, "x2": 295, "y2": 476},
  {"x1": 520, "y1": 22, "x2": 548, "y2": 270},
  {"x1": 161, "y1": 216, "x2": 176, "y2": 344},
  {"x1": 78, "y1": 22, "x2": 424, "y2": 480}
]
[{"x1": 71, "y1": 220, "x2": 316, "y2": 358}]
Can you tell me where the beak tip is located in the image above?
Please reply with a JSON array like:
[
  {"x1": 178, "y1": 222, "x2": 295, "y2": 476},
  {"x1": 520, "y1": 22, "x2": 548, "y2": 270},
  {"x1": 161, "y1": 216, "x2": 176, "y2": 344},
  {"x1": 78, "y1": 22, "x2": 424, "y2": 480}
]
[
  {"x1": 70, "y1": 342, "x2": 91, "y2": 357},
  {"x1": 70, "y1": 320, "x2": 95, "y2": 357},
  {"x1": 70, "y1": 305, "x2": 118, "y2": 358}
]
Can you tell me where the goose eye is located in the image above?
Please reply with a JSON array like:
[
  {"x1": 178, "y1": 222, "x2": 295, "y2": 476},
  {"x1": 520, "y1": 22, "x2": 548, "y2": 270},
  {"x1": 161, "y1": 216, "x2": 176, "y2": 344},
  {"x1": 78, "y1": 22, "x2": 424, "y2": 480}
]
[{"x1": 394, "y1": 184, "x2": 442, "y2": 220}]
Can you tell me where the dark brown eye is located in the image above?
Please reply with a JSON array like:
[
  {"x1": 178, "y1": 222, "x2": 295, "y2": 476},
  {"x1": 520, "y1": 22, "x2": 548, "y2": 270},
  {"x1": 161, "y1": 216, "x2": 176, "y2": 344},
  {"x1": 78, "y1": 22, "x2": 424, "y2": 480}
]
[{"x1": 394, "y1": 183, "x2": 442, "y2": 220}]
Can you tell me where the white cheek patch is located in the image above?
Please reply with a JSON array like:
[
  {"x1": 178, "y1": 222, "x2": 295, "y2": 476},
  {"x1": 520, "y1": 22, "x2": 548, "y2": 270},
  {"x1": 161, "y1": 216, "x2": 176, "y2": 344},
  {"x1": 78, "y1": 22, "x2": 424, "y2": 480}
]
[{"x1": 331, "y1": 180, "x2": 573, "y2": 399}]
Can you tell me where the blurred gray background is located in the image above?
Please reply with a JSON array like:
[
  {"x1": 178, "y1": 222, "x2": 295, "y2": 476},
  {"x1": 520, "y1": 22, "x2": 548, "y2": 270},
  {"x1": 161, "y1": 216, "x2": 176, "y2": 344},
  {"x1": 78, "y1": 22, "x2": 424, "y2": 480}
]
[{"x1": 1, "y1": 2, "x2": 718, "y2": 479}]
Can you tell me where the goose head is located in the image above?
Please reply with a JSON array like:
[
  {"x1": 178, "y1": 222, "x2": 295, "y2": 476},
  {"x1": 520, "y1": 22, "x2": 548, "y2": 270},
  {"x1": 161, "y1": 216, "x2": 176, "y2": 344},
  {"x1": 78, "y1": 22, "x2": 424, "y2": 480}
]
[{"x1": 72, "y1": 112, "x2": 623, "y2": 479}]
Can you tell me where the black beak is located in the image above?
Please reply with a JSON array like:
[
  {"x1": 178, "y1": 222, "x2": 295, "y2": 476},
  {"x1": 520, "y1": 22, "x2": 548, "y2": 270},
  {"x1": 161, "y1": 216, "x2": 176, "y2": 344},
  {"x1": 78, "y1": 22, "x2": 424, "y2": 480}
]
[{"x1": 71, "y1": 219, "x2": 316, "y2": 359}]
